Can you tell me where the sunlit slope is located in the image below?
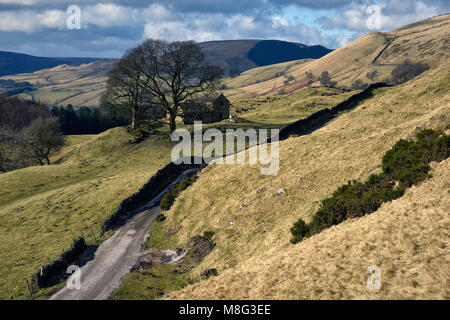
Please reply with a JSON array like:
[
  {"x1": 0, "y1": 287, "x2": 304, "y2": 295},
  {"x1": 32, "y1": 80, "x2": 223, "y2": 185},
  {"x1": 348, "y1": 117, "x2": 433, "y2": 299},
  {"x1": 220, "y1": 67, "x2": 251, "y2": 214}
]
[
  {"x1": 223, "y1": 14, "x2": 450, "y2": 100},
  {"x1": 0, "y1": 128, "x2": 172, "y2": 299},
  {"x1": 0, "y1": 60, "x2": 113, "y2": 107},
  {"x1": 161, "y1": 58, "x2": 450, "y2": 299}
]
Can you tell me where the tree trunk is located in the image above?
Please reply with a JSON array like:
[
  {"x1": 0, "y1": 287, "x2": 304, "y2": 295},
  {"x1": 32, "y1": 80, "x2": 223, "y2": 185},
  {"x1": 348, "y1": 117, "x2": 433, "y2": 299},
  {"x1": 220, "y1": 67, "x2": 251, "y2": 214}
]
[
  {"x1": 45, "y1": 156, "x2": 51, "y2": 165},
  {"x1": 169, "y1": 113, "x2": 176, "y2": 135},
  {"x1": 131, "y1": 106, "x2": 136, "y2": 130}
]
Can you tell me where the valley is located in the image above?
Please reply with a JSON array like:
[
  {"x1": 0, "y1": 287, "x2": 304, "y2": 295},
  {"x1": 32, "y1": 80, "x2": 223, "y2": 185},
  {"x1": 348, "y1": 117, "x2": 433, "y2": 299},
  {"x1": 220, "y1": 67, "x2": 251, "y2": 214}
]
[{"x1": 0, "y1": 13, "x2": 449, "y2": 302}]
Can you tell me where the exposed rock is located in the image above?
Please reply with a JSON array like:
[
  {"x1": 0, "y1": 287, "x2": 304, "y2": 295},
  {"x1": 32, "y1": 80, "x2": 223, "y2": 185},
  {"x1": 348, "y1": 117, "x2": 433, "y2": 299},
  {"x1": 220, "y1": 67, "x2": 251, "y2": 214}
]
[
  {"x1": 172, "y1": 269, "x2": 183, "y2": 274},
  {"x1": 164, "y1": 226, "x2": 182, "y2": 236},
  {"x1": 257, "y1": 187, "x2": 265, "y2": 193},
  {"x1": 131, "y1": 248, "x2": 186, "y2": 271},
  {"x1": 186, "y1": 236, "x2": 216, "y2": 263},
  {"x1": 130, "y1": 259, "x2": 153, "y2": 272},
  {"x1": 273, "y1": 188, "x2": 285, "y2": 196},
  {"x1": 201, "y1": 268, "x2": 218, "y2": 279},
  {"x1": 367, "y1": 165, "x2": 380, "y2": 174}
]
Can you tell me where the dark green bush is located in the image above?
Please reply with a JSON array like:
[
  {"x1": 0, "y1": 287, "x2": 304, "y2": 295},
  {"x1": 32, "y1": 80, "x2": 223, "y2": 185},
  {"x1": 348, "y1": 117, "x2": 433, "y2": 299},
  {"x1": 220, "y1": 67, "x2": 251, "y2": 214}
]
[
  {"x1": 203, "y1": 231, "x2": 215, "y2": 240},
  {"x1": 160, "y1": 191, "x2": 175, "y2": 210},
  {"x1": 290, "y1": 219, "x2": 309, "y2": 244},
  {"x1": 291, "y1": 129, "x2": 449, "y2": 244},
  {"x1": 160, "y1": 176, "x2": 197, "y2": 211},
  {"x1": 156, "y1": 213, "x2": 166, "y2": 222}
]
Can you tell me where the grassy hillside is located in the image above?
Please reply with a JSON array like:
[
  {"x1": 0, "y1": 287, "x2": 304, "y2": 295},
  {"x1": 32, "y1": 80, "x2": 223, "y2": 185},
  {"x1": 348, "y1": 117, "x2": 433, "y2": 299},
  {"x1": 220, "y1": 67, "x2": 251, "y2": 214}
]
[
  {"x1": 200, "y1": 40, "x2": 331, "y2": 77},
  {"x1": 131, "y1": 56, "x2": 449, "y2": 300},
  {"x1": 1, "y1": 15, "x2": 448, "y2": 300},
  {"x1": 0, "y1": 129, "x2": 174, "y2": 299},
  {"x1": 0, "y1": 61, "x2": 114, "y2": 107},
  {"x1": 0, "y1": 80, "x2": 357, "y2": 299},
  {"x1": 0, "y1": 40, "x2": 332, "y2": 107},
  {"x1": 222, "y1": 14, "x2": 450, "y2": 100}
]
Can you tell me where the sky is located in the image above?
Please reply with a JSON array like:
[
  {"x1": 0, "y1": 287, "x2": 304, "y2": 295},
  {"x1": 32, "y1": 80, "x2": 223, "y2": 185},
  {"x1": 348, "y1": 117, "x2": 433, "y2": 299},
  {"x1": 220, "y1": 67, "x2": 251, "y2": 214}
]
[{"x1": 0, "y1": 0, "x2": 448, "y2": 58}]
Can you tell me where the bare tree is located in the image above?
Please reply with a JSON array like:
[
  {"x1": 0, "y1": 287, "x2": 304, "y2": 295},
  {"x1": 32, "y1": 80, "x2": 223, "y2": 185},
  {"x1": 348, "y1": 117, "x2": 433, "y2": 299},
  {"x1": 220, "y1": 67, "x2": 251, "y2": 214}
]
[
  {"x1": 318, "y1": 71, "x2": 336, "y2": 87},
  {"x1": 24, "y1": 117, "x2": 66, "y2": 165},
  {"x1": 0, "y1": 127, "x2": 29, "y2": 172},
  {"x1": 103, "y1": 48, "x2": 152, "y2": 130},
  {"x1": 135, "y1": 39, "x2": 223, "y2": 134}
]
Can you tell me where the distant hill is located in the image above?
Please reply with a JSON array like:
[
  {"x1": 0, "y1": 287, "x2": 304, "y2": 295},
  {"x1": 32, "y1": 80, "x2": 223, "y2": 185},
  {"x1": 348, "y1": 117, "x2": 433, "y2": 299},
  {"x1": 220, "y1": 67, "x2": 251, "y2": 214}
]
[
  {"x1": 0, "y1": 51, "x2": 106, "y2": 76},
  {"x1": 0, "y1": 40, "x2": 333, "y2": 106},
  {"x1": 222, "y1": 14, "x2": 450, "y2": 99},
  {"x1": 0, "y1": 41, "x2": 331, "y2": 78},
  {"x1": 199, "y1": 40, "x2": 332, "y2": 76}
]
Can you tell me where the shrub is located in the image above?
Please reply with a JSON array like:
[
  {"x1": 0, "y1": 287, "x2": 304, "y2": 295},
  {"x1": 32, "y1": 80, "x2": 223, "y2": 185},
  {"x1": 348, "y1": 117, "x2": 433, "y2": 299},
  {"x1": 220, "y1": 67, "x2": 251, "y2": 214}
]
[
  {"x1": 318, "y1": 71, "x2": 336, "y2": 87},
  {"x1": 160, "y1": 176, "x2": 197, "y2": 211},
  {"x1": 156, "y1": 213, "x2": 166, "y2": 222},
  {"x1": 366, "y1": 70, "x2": 378, "y2": 81},
  {"x1": 203, "y1": 231, "x2": 215, "y2": 240},
  {"x1": 351, "y1": 79, "x2": 369, "y2": 90},
  {"x1": 290, "y1": 219, "x2": 309, "y2": 244},
  {"x1": 160, "y1": 191, "x2": 176, "y2": 210},
  {"x1": 381, "y1": 139, "x2": 429, "y2": 187},
  {"x1": 291, "y1": 129, "x2": 449, "y2": 244},
  {"x1": 391, "y1": 60, "x2": 429, "y2": 84}
]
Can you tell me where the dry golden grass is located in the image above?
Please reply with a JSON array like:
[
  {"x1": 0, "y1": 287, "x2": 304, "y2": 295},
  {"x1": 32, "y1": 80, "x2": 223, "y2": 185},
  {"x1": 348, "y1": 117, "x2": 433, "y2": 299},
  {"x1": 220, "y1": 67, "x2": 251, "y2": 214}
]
[
  {"x1": 167, "y1": 159, "x2": 449, "y2": 299},
  {"x1": 159, "y1": 56, "x2": 450, "y2": 299}
]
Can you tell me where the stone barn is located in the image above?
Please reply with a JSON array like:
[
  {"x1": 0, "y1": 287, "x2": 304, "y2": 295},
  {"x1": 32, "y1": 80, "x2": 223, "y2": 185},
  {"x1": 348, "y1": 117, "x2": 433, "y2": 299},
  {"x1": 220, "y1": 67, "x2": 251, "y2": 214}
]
[{"x1": 182, "y1": 93, "x2": 230, "y2": 124}]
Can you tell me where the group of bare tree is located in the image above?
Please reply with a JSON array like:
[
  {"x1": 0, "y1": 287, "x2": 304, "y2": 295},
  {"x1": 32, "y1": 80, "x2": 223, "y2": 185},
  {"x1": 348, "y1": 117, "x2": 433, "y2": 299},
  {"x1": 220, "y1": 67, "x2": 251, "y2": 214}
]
[
  {"x1": 103, "y1": 39, "x2": 223, "y2": 134},
  {"x1": 0, "y1": 97, "x2": 65, "y2": 172}
]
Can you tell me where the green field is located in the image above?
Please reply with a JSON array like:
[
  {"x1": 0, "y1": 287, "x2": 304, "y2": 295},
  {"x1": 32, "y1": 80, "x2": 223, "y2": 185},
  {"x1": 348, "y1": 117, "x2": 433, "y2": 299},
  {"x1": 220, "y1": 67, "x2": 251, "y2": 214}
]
[
  {"x1": 0, "y1": 82, "x2": 362, "y2": 299},
  {"x1": 0, "y1": 129, "x2": 174, "y2": 299}
]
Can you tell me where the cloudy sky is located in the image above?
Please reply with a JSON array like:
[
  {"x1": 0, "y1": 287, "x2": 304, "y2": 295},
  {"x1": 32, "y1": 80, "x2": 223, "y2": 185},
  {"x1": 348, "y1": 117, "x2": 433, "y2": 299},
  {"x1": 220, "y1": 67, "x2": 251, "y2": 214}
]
[{"x1": 0, "y1": 0, "x2": 448, "y2": 58}]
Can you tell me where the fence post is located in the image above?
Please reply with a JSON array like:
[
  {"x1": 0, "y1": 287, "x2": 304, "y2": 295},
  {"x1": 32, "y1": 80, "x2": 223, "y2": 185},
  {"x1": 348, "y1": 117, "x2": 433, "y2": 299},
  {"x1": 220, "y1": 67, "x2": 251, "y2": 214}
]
[
  {"x1": 26, "y1": 279, "x2": 33, "y2": 297},
  {"x1": 89, "y1": 226, "x2": 97, "y2": 242}
]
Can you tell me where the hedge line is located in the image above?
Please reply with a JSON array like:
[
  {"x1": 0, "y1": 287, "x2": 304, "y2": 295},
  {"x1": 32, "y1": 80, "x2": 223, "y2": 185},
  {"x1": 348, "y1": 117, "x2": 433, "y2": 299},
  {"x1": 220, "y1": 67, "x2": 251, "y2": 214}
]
[{"x1": 160, "y1": 176, "x2": 198, "y2": 211}]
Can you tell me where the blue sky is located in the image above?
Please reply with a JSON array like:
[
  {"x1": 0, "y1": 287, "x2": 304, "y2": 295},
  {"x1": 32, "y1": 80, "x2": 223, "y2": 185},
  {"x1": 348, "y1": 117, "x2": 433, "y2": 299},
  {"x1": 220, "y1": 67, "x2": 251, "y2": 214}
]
[{"x1": 0, "y1": 0, "x2": 448, "y2": 58}]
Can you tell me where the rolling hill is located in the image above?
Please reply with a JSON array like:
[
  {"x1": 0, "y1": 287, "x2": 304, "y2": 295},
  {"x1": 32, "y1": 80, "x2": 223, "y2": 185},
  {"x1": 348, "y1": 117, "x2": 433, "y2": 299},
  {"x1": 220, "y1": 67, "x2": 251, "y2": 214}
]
[
  {"x1": 159, "y1": 55, "x2": 450, "y2": 300},
  {"x1": 0, "y1": 40, "x2": 332, "y2": 107},
  {"x1": 199, "y1": 39, "x2": 332, "y2": 76},
  {"x1": 222, "y1": 14, "x2": 450, "y2": 99},
  {"x1": 0, "y1": 14, "x2": 449, "y2": 300},
  {"x1": 5, "y1": 11, "x2": 446, "y2": 107},
  {"x1": 1, "y1": 61, "x2": 114, "y2": 107},
  {"x1": 0, "y1": 51, "x2": 105, "y2": 77}
]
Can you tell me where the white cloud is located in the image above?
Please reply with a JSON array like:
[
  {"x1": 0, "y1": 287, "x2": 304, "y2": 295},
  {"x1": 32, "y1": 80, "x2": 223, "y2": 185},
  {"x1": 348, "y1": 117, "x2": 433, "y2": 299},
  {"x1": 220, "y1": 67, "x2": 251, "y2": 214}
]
[
  {"x1": 83, "y1": 3, "x2": 140, "y2": 28},
  {"x1": 0, "y1": 9, "x2": 65, "y2": 33},
  {"x1": 272, "y1": 16, "x2": 290, "y2": 28},
  {"x1": 317, "y1": 0, "x2": 441, "y2": 32}
]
